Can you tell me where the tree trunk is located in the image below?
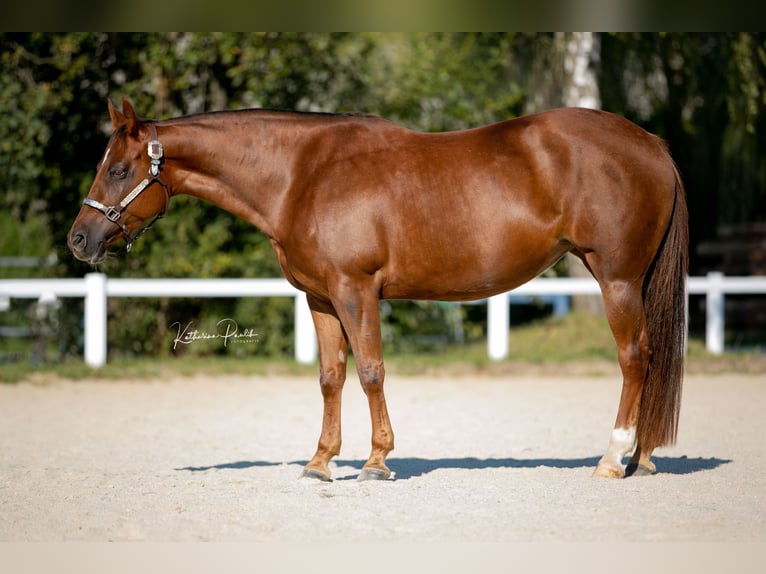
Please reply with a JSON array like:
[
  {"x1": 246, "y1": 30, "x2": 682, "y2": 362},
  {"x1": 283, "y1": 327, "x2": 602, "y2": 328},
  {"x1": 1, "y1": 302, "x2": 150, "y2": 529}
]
[{"x1": 559, "y1": 32, "x2": 605, "y2": 315}]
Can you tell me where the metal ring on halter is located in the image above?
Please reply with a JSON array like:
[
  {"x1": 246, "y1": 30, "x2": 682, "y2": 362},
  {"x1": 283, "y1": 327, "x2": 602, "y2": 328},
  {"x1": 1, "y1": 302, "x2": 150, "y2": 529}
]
[{"x1": 82, "y1": 123, "x2": 170, "y2": 252}]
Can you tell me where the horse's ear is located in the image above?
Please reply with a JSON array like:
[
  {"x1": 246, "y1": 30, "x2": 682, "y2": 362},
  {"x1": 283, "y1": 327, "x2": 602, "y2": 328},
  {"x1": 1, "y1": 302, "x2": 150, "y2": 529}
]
[
  {"x1": 108, "y1": 98, "x2": 125, "y2": 130},
  {"x1": 121, "y1": 98, "x2": 141, "y2": 138}
]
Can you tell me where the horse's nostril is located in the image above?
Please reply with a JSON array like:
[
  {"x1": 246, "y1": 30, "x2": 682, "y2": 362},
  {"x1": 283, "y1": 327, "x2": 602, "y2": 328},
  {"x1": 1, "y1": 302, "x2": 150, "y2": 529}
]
[{"x1": 71, "y1": 232, "x2": 87, "y2": 250}]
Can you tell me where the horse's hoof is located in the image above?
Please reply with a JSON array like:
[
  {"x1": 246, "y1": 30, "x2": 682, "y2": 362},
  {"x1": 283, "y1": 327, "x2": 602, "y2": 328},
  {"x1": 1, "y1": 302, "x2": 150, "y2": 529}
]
[
  {"x1": 625, "y1": 462, "x2": 656, "y2": 477},
  {"x1": 592, "y1": 463, "x2": 625, "y2": 479},
  {"x1": 358, "y1": 467, "x2": 392, "y2": 481},
  {"x1": 300, "y1": 468, "x2": 333, "y2": 482}
]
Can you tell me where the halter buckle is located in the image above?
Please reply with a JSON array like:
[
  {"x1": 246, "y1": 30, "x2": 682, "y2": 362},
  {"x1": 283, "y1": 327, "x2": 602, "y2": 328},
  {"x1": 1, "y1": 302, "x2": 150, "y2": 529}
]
[
  {"x1": 148, "y1": 140, "x2": 163, "y2": 160},
  {"x1": 148, "y1": 139, "x2": 163, "y2": 177},
  {"x1": 105, "y1": 206, "x2": 121, "y2": 222}
]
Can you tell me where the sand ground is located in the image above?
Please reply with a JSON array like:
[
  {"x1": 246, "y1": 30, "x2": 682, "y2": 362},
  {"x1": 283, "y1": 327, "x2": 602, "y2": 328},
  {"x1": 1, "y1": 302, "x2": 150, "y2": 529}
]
[{"x1": 1, "y1": 372, "x2": 764, "y2": 543}]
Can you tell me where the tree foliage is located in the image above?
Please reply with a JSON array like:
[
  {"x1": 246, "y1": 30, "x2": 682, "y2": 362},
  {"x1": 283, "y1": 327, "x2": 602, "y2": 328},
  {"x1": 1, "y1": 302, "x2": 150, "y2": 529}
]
[
  {"x1": 600, "y1": 33, "x2": 766, "y2": 257},
  {"x1": 2, "y1": 33, "x2": 765, "y2": 361}
]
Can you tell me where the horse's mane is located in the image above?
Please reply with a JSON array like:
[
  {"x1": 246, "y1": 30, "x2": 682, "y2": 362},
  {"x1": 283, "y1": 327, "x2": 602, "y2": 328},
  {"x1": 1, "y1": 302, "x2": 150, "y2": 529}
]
[{"x1": 158, "y1": 107, "x2": 378, "y2": 125}]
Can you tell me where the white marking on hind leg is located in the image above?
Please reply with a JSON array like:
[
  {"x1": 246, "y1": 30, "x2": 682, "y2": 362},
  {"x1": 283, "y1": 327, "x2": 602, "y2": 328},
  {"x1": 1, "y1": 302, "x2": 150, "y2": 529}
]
[
  {"x1": 598, "y1": 426, "x2": 637, "y2": 473},
  {"x1": 609, "y1": 427, "x2": 636, "y2": 453}
]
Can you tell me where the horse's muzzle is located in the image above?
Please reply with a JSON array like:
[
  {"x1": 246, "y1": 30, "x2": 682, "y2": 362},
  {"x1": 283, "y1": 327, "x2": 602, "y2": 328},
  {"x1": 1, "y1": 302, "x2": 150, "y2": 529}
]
[{"x1": 68, "y1": 228, "x2": 108, "y2": 264}]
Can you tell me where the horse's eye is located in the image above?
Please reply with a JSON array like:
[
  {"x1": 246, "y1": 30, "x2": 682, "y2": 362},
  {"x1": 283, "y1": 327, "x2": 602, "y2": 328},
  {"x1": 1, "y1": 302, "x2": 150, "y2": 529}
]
[{"x1": 110, "y1": 166, "x2": 128, "y2": 179}]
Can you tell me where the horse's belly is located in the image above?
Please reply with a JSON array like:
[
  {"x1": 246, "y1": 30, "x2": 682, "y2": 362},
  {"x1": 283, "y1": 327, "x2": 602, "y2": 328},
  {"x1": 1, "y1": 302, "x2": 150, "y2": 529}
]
[{"x1": 380, "y1": 235, "x2": 569, "y2": 301}]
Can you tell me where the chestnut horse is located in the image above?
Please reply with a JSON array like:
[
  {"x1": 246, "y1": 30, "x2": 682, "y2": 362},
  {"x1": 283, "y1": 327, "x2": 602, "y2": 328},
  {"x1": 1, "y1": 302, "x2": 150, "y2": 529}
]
[{"x1": 68, "y1": 99, "x2": 688, "y2": 481}]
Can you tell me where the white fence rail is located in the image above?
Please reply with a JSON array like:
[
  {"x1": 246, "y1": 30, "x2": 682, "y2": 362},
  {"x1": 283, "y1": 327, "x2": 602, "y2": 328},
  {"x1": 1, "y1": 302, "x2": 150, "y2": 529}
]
[
  {"x1": 1, "y1": 272, "x2": 765, "y2": 367},
  {"x1": 0, "y1": 274, "x2": 316, "y2": 367}
]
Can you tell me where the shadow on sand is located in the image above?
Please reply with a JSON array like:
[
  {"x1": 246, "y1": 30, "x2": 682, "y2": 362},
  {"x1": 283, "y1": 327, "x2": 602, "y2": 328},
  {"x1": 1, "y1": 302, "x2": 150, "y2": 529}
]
[{"x1": 177, "y1": 455, "x2": 730, "y2": 480}]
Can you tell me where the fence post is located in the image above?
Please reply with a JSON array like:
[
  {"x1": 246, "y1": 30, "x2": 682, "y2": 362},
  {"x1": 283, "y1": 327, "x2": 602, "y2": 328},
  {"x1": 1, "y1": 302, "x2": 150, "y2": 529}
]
[
  {"x1": 84, "y1": 272, "x2": 107, "y2": 368},
  {"x1": 294, "y1": 291, "x2": 317, "y2": 364},
  {"x1": 705, "y1": 271, "x2": 725, "y2": 355},
  {"x1": 487, "y1": 292, "x2": 509, "y2": 361}
]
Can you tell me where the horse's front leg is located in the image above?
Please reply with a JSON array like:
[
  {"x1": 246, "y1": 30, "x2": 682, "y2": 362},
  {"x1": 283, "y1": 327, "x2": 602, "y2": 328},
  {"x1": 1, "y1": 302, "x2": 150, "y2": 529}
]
[
  {"x1": 333, "y1": 283, "x2": 394, "y2": 481},
  {"x1": 301, "y1": 296, "x2": 348, "y2": 482}
]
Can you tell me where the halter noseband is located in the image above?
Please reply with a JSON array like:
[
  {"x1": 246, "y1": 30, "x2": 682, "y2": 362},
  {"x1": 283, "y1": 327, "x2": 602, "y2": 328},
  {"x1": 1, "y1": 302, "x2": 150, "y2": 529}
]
[{"x1": 83, "y1": 123, "x2": 170, "y2": 252}]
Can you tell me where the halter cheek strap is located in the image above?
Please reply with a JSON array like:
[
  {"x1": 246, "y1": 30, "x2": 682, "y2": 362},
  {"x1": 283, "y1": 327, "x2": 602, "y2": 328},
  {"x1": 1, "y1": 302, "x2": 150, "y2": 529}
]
[{"x1": 83, "y1": 124, "x2": 170, "y2": 252}]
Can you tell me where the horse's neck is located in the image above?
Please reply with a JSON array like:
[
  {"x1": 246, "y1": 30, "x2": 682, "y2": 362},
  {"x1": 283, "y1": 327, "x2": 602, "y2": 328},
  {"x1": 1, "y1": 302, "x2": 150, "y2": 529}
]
[{"x1": 159, "y1": 114, "x2": 303, "y2": 238}]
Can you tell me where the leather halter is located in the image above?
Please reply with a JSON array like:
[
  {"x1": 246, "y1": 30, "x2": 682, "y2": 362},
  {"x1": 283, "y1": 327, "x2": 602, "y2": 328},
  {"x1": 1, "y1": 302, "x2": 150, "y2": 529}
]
[{"x1": 83, "y1": 123, "x2": 170, "y2": 252}]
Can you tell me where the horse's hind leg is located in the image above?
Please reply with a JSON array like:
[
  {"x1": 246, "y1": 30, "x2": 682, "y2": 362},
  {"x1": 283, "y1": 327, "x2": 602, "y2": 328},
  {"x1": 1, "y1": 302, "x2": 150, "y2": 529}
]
[
  {"x1": 301, "y1": 296, "x2": 349, "y2": 482},
  {"x1": 593, "y1": 278, "x2": 653, "y2": 478},
  {"x1": 625, "y1": 445, "x2": 656, "y2": 477}
]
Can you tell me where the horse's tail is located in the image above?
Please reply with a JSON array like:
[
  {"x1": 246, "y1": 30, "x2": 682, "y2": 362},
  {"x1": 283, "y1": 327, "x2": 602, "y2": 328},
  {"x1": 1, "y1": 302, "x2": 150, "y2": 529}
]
[{"x1": 637, "y1": 161, "x2": 689, "y2": 450}]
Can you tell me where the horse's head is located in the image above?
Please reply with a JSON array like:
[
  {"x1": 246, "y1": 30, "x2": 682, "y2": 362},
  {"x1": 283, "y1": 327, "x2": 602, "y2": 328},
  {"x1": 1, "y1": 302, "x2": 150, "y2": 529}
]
[{"x1": 67, "y1": 98, "x2": 170, "y2": 264}]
